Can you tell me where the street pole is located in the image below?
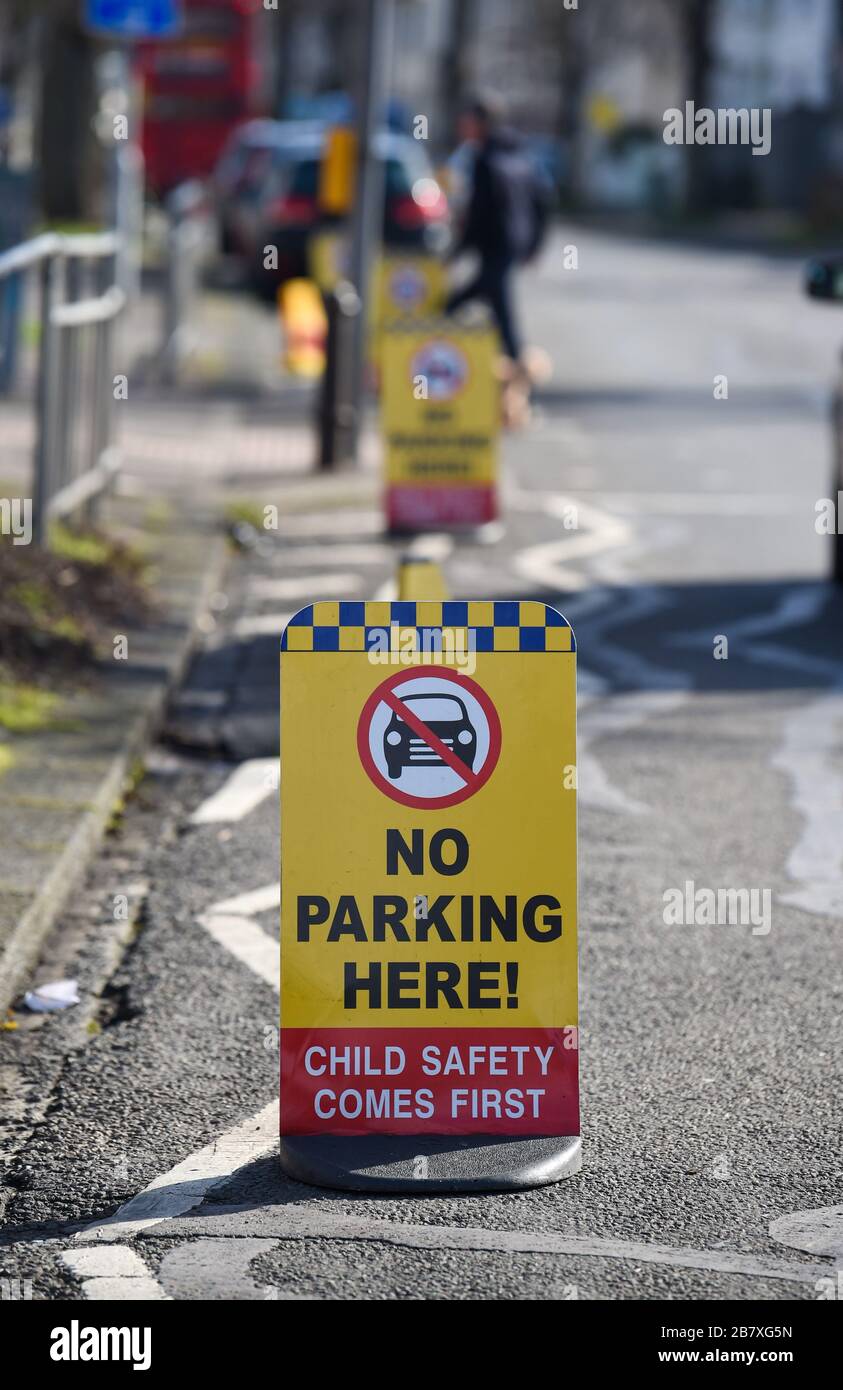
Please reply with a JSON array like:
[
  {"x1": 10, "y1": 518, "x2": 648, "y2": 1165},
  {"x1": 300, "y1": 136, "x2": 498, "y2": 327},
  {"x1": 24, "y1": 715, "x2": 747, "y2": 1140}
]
[
  {"x1": 111, "y1": 43, "x2": 144, "y2": 305},
  {"x1": 347, "y1": 0, "x2": 394, "y2": 463}
]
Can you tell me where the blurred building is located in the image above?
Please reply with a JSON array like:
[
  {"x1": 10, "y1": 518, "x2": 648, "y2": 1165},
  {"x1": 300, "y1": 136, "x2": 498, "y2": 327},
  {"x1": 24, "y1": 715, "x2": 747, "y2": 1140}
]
[{"x1": 706, "y1": 0, "x2": 843, "y2": 221}]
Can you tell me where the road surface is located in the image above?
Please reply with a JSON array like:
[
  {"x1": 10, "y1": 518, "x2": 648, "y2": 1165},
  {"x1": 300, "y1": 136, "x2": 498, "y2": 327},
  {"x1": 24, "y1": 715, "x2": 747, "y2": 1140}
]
[{"x1": 2, "y1": 228, "x2": 842, "y2": 1301}]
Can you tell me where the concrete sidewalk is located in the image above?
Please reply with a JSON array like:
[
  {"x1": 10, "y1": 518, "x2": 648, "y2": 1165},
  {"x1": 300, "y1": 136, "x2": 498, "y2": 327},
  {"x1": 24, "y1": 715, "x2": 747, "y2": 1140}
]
[{"x1": 0, "y1": 491, "x2": 227, "y2": 1016}]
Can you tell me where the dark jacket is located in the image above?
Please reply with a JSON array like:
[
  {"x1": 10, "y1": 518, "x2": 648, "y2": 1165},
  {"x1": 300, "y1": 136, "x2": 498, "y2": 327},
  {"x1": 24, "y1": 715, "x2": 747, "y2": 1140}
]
[{"x1": 458, "y1": 128, "x2": 547, "y2": 262}]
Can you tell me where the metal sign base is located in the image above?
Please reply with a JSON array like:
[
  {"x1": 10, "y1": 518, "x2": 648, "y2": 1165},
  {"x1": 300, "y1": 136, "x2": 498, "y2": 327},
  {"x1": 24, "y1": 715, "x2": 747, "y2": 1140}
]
[{"x1": 280, "y1": 1134, "x2": 582, "y2": 1193}]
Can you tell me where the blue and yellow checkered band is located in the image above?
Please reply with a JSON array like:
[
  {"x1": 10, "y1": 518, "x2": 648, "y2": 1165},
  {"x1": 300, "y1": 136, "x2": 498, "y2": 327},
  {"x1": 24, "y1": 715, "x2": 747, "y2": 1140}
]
[{"x1": 280, "y1": 601, "x2": 575, "y2": 652}]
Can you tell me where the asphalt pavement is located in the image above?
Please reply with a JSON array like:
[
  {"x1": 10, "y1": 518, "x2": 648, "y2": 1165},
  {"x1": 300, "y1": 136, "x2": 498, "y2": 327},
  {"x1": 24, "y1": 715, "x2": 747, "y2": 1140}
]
[{"x1": 1, "y1": 227, "x2": 841, "y2": 1301}]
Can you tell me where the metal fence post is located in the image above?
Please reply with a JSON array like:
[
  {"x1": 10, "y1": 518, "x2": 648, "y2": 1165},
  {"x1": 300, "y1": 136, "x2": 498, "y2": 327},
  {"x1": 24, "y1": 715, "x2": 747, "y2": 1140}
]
[{"x1": 33, "y1": 252, "x2": 62, "y2": 547}]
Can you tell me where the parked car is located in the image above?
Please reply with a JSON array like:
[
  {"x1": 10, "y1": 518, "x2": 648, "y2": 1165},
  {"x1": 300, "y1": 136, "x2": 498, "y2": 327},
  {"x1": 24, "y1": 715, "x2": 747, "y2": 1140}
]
[
  {"x1": 249, "y1": 128, "x2": 450, "y2": 300},
  {"x1": 212, "y1": 119, "x2": 324, "y2": 255}
]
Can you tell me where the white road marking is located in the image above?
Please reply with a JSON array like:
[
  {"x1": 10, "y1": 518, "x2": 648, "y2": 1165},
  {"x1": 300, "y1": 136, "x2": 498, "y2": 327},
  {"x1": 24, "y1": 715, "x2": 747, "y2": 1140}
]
[
  {"x1": 579, "y1": 691, "x2": 684, "y2": 815},
  {"x1": 675, "y1": 585, "x2": 843, "y2": 919},
  {"x1": 771, "y1": 692, "x2": 843, "y2": 918},
  {"x1": 573, "y1": 583, "x2": 690, "y2": 815},
  {"x1": 61, "y1": 1245, "x2": 169, "y2": 1300},
  {"x1": 67, "y1": 875, "x2": 281, "y2": 1267},
  {"x1": 769, "y1": 1205, "x2": 843, "y2": 1261},
  {"x1": 209, "y1": 882, "x2": 280, "y2": 917},
  {"x1": 154, "y1": 1205, "x2": 829, "y2": 1287},
  {"x1": 196, "y1": 912, "x2": 278, "y2": 990},
  {"x1": 511, "y1": 493, "x2": 692, "y2": 816},
  {"x1": 191, "y1": 759, "x2": 277, "y2": 824},
  {"x1": 195, "y1": 873, "x2": 279, "y2": 1000},
  {"x1": 77, "y1": 1100, "x2": 279, "y2": 1243},
  {"x1": 233, "y1": 612, "x2": 294, "y2": 637},
  {"x1": 273, "y1": 509, "x2": 382, "y2": 538},
  {"x1": 585, "y1": 491, "x2": 806, "y2": 516},
  {"x1": 157, "y1": 1237, "x2": 312, "y2": 1301},
  {"x1": 250, "y1": 572, "x2": 361, "y2": 601},
  {"x1": 403, "y1": 533, "x2": 454, "y2": 562},
  {"x1": 670, "y1": 585, "x2": 831, "y2": 652},
  {"x1": 511, "y1": 492, "x2": 632, "y2": 593},
  {"x1": 274, "y1": 543, "x2": 391, "y2": 567}
]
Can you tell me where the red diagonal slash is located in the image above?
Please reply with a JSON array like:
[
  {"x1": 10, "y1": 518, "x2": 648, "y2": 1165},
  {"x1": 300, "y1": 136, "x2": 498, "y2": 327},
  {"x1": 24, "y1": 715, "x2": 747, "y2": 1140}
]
[{"x1": 382, "y1": 689, "x2": 482, "y2": 790}]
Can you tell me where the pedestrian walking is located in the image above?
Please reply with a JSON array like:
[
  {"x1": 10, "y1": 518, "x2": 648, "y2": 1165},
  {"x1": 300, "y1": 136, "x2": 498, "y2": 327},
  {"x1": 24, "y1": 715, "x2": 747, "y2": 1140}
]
[{"x1": 445, "y1": 95, "x2": 550, "y2": 369}]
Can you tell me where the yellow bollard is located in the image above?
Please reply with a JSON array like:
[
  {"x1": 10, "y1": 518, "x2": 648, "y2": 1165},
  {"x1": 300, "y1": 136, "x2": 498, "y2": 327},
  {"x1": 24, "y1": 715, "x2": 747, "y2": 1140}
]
[
  {"x1": 397, "y1": 555, "x2": 450, "y2": 601},
  {"x1": 279, "y1": 279, "x2": 327, "y2": 377}
]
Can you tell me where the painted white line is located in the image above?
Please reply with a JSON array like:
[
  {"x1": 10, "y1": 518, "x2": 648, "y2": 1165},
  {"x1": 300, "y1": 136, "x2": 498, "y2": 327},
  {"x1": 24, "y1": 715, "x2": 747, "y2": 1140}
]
[
  {"x1": 675, "y1": 586, "x2": 843, "y2": 919},
  {"x1": 191, "y1": 759, "x2": 277, "y2": 824},
  {"x1": 70, "y1": 877, "x2": 280, "y2": 1254},
  {"x1": 61, "y1": 1245, "x2": 168, "y2": 1301},
  {"x1": 772, "y1": 692, "x2": 843, "y2": 918},
  {"x1": 573, "y1": 582, "x2": 691, "y2": 816},
  {"x1": 197, "y1": 912, "x2": 278, "y2": 991},
  {"x1": 584, "y1": 491, "x2": 806, "y2": 516},
  {"x1": 404, "y1": 533, "x2": 454, "y2": 562},
  {"x1": 769, "y1": 1205, "x2": 843, "y2": 1261},
  {"x1": 511, "y1": 493, "x2": 632, "y2": 593},
  {"x1": 670, "y1": 585, "x2": 831, "y2": 651},
  {"x1": 511, "y1": 494, "x2": 692, "y2": 816},
  {"x1": 209, "y1": 882, "x2": 280, "y2": 917},
  {"x1": 77, "y1": 1100, "x2": 279, "y2": 1243},
  {"x1": 156, "y1": 1205, "x2": 829, "y2": 1286},
  {"x1": 157, "y1": 1236, "x2": 311, "y2": 1301},
  {"x1": 250, "y1": 572, "x2": 361, "y2": 601},
  {"x1": 274, "y1": 509, "x2": 382, "y2": 538},
  {"x1": 233, "y1": 612, "x2": 294, "y2": 638},
  {"x1": 579, "y1": 691, "x2": 684, "y2": 815},
  {"x1": 276, "y1": 543, "x2": 391, "y2": 567}
]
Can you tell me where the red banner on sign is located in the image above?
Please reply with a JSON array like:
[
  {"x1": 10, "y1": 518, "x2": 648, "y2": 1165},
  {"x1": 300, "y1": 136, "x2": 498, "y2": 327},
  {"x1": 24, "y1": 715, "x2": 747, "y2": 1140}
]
[
  {"x1": 386, "y1": 484, "x2": 497, "y2": 530},
  {"x1": 281, "y1": 1028, "x2": 579, "y2": 1135}
]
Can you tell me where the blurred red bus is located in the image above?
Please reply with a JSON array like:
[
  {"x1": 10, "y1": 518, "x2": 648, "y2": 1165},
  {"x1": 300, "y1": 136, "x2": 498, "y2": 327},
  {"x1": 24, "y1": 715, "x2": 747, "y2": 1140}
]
[{"x1": 139, "y1": 0, "x2": 266, "y2": 196}]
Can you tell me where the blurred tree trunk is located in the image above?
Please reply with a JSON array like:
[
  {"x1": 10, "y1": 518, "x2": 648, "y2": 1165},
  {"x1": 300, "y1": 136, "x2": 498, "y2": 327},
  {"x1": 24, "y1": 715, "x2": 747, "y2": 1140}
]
[
  {"x1": 680, "y1": 0, "x2": 715, "y2": 215},
  {"x1": 38, "y1": 0, "x2": 99, "y2": 222},
  {"x1": 275, "y1": 1, "x2": 299, "y2": 118},
  {"x1": 533, "y1": 0, "x2": 588, "y2": 206},
  {"x1": 440, "y1": 0, "x2": 475, "y2": 149}
]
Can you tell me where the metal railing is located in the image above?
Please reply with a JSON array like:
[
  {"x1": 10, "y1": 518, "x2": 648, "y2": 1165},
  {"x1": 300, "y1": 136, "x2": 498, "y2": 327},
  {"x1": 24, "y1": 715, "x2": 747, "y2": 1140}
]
[{"x1": 0, "y1": 230, "x2": 125, "y2": 546}]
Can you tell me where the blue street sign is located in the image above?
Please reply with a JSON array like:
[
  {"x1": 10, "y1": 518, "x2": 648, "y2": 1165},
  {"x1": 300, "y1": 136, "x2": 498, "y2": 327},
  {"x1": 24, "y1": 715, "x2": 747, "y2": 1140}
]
[{"x1": 84, "y1": 0, "x2": 183, "y2": 40}]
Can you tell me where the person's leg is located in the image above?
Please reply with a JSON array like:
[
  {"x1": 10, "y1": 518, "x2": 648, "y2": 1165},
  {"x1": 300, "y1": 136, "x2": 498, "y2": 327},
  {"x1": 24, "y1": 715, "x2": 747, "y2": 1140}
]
[
  {"x1": 444, "y1": 265, "x2": 486, "y2": 315},
  {"x1": 484, "y1": 255, "x2": 521, "y2": 362}
]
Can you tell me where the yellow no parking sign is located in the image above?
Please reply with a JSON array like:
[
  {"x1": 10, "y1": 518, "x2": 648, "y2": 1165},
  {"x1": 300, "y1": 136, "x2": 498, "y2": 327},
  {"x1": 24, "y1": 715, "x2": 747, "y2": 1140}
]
[
  {"x1": 279, "y1": 600, "x2": 579, "y2": 1157},
  {"x1": 381, "y1": 324, "x2": 499, "y2": 532}
]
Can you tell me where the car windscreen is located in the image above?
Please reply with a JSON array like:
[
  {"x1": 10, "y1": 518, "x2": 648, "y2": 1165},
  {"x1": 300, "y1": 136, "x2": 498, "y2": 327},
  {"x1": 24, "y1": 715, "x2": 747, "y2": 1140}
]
[
  {"x1": 289, "y1": 151, "x2": 422, "y2": 200},
  {"x1": 401, "y1": 696, "x2": 465, "y2": 721},
  {"x1": 288, "y1": 159, "x2": 320, "y2": 197}
]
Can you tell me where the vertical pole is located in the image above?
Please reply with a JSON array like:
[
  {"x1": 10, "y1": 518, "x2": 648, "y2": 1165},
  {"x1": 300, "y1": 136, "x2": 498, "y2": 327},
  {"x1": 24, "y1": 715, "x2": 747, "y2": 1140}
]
[
  {"x1": 112, "y1": 43, "x2": 144, "y2": 305},
  {"x1": 317, "y1": 281, "x2": 361, "y2": 470},
  {"x1": 347, "y1": 0, "x2": 394, "y2": 463},
  {"x1": 33, "y1": 253, "x2": 62, "y2": 548},
  {"x1": 57, "y1": 257, "x2": 81, "y2": 504}
]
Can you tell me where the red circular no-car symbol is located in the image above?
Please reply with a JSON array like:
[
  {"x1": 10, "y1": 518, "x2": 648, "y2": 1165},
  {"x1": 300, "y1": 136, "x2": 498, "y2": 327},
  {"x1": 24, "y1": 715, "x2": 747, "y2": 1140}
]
[{"x1": 357, "y1": 665, "x2": 501, "y2": 810}]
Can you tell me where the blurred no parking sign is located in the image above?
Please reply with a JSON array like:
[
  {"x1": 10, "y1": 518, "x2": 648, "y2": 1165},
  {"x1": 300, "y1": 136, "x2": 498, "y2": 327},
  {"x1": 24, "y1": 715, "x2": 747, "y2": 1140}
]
[{"x1": 84, "y1": 0, "x2": 183, "y2": 39}]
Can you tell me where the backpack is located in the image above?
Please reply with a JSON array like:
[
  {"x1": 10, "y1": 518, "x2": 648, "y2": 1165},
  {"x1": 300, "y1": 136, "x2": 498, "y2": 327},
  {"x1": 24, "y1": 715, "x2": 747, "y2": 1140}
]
[{"x1": 486, "y1": 139, "x2": 552, "y2": 264}]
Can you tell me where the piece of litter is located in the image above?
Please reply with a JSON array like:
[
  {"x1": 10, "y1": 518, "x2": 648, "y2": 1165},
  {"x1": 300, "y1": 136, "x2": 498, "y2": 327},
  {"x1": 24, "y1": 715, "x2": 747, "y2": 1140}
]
[{"x1": 23, "y1": 979, "x2": 80, "y2": 1013}]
